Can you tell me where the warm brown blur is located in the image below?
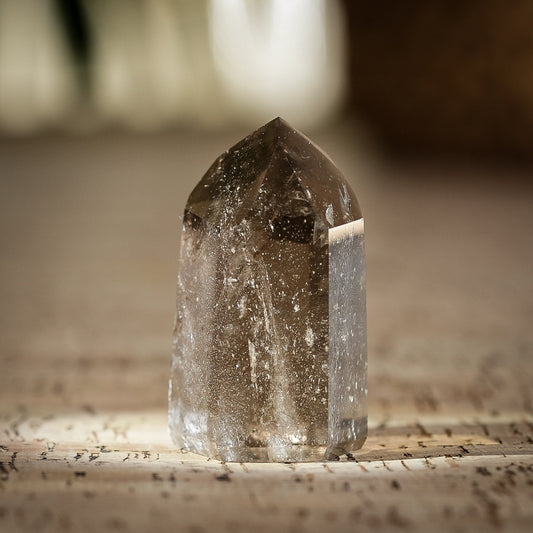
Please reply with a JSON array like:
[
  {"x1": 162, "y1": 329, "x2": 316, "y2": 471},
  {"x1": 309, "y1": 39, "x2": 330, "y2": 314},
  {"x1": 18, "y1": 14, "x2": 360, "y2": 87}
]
[{"x1": 344, "y1": 0, "x2": 533, "y2": 158}]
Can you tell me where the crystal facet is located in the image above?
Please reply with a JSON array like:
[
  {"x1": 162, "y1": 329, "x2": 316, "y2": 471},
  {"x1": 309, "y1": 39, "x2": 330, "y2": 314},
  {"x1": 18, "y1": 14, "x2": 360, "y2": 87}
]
[{"x1": 169, "y1": 118, "x2": 367, "y2": 462}]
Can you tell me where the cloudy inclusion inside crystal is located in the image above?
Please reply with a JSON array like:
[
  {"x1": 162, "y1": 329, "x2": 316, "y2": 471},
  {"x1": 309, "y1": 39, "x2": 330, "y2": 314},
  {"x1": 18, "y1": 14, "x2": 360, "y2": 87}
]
[{"x1": 169, "y1": 118, "x2": 367, "y2": 462}]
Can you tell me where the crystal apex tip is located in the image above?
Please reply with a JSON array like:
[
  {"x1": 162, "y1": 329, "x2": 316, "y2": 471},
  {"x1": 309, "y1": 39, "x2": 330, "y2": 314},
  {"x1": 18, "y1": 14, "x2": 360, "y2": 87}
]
[{"x1": 262, "y1": 116, "x2": 293, "y2": 134}]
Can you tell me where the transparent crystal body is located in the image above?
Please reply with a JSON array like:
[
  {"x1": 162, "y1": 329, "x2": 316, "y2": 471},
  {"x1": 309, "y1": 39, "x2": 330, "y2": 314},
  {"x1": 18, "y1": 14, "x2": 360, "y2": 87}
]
[{"x1": 169, "y1": 118, "x2": 367, "y2": 461}]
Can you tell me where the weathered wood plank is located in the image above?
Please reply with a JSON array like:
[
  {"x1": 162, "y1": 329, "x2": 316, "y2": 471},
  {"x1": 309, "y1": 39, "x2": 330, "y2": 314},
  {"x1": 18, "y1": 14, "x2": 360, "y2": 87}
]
[{"x1": 1, "y1": 131, "x2": 532, "y2": 532}]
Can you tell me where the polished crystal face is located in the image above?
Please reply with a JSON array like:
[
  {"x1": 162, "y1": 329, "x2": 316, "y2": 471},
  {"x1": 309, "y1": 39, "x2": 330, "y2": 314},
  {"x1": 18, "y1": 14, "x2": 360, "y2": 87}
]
[{"x1": 169, "y1": 117, "x2": 367, "y2": 462}]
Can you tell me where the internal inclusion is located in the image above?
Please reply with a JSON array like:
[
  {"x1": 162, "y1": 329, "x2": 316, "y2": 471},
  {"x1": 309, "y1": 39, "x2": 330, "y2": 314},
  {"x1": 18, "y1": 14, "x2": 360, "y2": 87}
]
[{"x1": 169, "y1": 118, "x2": 367, "y2": 462}]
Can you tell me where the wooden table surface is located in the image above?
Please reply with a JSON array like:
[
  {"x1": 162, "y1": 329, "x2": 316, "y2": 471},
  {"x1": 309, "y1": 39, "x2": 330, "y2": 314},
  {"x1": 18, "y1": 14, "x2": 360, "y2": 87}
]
[{"x1": 1, "y1": 126, "x2": 532, "y2": 532}]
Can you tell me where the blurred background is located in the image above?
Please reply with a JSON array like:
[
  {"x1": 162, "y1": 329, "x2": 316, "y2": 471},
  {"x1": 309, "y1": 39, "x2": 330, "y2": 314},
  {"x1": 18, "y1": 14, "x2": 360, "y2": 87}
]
[
  {"x1": 0, "y1": 0, "x2": 346, "y2": 132},
  {"x1": 1, "y1": 0, "x2": 532, "y2": 420},
  {"x1": 3, "y1": 0, "x2": 533, "y2": 155}
]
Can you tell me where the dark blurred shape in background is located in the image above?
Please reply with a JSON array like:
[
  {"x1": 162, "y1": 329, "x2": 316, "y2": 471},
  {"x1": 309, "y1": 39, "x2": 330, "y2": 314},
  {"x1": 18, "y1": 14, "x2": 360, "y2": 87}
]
[
  {"x1": 54, "y1": 0, "x2": 92, "y2": 93},
  {"x1": 343, "y1": 0, "x2": 533, "y2": 159}
]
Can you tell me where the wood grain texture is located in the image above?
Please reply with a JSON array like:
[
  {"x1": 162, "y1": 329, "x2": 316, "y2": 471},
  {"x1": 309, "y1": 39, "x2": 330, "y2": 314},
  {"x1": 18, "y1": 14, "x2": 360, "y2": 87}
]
[{"x1": 1, "y1": 128, "x2": 532, "y2": 532}]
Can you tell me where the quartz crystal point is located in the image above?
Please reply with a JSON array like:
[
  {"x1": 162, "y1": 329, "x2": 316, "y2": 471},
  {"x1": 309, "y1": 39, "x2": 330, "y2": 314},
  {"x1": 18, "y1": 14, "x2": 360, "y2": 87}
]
[{"x1": 169, "y1": 118, "x2": 367, "y2": 462}]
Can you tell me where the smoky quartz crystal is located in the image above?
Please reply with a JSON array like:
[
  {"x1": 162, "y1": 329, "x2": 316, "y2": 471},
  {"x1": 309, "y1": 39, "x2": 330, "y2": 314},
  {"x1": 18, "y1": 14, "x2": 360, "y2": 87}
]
[{"x1": 169, "y1": 117, "x2": 367, "y2": 462}]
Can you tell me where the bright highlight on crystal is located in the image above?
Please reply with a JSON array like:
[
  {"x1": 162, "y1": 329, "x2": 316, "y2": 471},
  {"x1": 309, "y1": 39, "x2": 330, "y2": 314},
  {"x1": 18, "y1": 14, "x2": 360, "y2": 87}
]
[{"x1": 169, "y1": 117, "x2": 367, "y2": 462}]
